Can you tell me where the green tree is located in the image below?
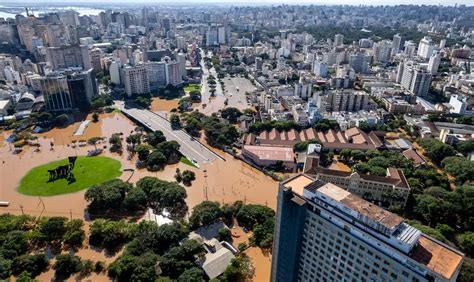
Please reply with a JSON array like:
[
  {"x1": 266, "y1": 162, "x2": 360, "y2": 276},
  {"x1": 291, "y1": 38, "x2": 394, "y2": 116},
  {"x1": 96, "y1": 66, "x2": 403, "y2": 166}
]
[
  {"x1": 109, "y1": 133, "x2": 122, "y2": 152},
  {"x1": 220, "y1": 107, "x2": 242, "y2": 123},
  {"x1": 218, "y1": 228, "x2": 232, "y2": 242},
  {"x1": 92, "y1": 112, "x2": 99, "y2": 123},
  {"x1": 123, "y1": 188, "x2": 148, "y2": 211},
  {"x1": 1, "y1": 230, "x2": 28, "y2": 259},
  {"x1": 0, "y1": 257, "x2": 12, "y2": 279},
  {"x1": 63, "y1": 219, "x2": 85, "y2": 249},
  {"x1": 189, "y1": 201, "x2": 222, "y2": 229},
  {"x1": 89, "y1": 219, "x2": 135, "y2": 251},
  {"x1": 156, "y1": 141, "x2": 181, "y2": 160},
  {"x1": 418, "y1": 138, "x2": 456, "y2": 164},
  {"x1": 147, "y1": 150, "x2": 167, "y2": 170},
  {"x1": 459, "y1": 232, "x2": 474, "y2": 257},
  {"x1": 178, "y1": 267, "x2": 205, "y2": 282},
  {"x1": 135, "y1": 144, "x2": 153, "y2": 161},
  {"x1": 15, "y1": 271, "x2": 36, "y2": 282},
  {"x1": 203, "y1": 116, "x2": 239, "y2": 147},
  {"x1": 158, "y1": 239, "x2": 205, "y2": 279},
  {"x1": 134, "y1": 96, "x2": 151, "y2": 108},
  {"x1": 181, "y1": 170, "x2": 196, "y2": 186},
  {"x1": 54, "y1": 114, "x2": 69, "y2": 127},
  {"x1": 145, "y1": 130, "x2": 166, "y2": 147},
  {"x1": 441, "y1": 156, "x2": 474, "y2": 184},
  {"x1": 170, "y1": 114, "x2": 181, "y2": 129},
  {"x1": 53, "y1": 254, "x2": 82, "y2": 279},
  {"x1": 236, "y1": 204, "x2": 275, "y2": 229},
  {"x1": 457, "y1": 140, "x2": 474, "y2": 155},
  {"x1": 12, "y1": 254, "x2": 49, "y2": 277},
  {"x1": 220, "y1": 255, "x2": 254, "y2": 281},
  {"x1": 85, "y1": 179, "x2": 131, "y2": 212},
  {"x1": 253, "y1": 217, "x2": 275, "y2": 248},
  {"x1": 39, "y1": 217, "x2": 67, "y2": 242},
  {"x1": 184, "y1": 117, "x2": 202, "y2": 137},
  {"x1": 134, "y1": 222, "x2": 189, "y2": 255},
  {"x1": 87, "y1": 136, "x2": 102, "y2": 150}
]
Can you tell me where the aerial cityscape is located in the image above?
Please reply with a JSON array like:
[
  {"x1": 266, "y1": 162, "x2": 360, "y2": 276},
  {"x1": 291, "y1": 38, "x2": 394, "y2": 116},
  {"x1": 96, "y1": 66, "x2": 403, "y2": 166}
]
[{"x1": 0, "y1": 1, "x2": 473, "y2": 281}]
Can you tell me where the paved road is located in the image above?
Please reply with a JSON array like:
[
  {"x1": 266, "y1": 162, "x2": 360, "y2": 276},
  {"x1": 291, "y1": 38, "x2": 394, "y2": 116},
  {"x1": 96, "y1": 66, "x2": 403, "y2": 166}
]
[
  {"x1": 196, "y1": 50, "x2": 255, "y2": 114},
  {"x1": 119, "y1": 104, "x2": 223, "y2": 165}
]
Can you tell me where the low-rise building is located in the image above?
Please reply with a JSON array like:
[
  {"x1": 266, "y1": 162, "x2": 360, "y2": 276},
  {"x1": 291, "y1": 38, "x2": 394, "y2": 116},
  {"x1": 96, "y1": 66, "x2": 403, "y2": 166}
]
[
  {"x1": 242, "y1": 145, "x2": 295, "y2": 170},
  {"x1": 303, "y1": 155, "x2": 411, "y2": 207}
]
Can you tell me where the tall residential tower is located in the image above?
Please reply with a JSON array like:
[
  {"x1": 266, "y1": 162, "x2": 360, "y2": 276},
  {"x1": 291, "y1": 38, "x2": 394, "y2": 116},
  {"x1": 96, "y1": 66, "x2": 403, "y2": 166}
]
[{"x1": 271, "y1": 174, "x2": 464, "y2": 282}]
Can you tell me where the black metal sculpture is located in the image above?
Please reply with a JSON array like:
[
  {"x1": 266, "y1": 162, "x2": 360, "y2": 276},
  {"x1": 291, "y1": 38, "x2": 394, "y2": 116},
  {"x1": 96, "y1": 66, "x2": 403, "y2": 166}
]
[{"x1": 47, "y1": 156, "x2": 78, "y2": 184}]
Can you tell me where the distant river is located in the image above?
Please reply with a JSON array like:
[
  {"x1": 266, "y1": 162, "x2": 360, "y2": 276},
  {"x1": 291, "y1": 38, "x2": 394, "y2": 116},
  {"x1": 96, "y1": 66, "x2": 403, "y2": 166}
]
[{"x1": 0, "y1": 6, "x2": 104, "y2": 19}]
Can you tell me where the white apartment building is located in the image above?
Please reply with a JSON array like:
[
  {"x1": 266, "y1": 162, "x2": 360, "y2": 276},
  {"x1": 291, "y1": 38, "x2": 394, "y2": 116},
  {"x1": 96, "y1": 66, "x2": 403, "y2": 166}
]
[
  {"x1": 417, "y1": 36, "x2": 435, "y2": 59},
  {"x1": 122, "y1": 65, "x2": 149, "y2": 97},
  {"x1": 271, "y1": 174, "x2": 464, "y2": 282},
  {"x1": 399, "y1": 61, "x2": 432, "y2": 98}
]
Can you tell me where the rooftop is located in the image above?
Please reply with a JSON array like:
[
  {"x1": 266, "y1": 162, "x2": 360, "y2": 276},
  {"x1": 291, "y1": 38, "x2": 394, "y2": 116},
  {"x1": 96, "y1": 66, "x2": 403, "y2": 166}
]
[
  {"x1": 410, "y1": 235, "x2": 464, "y2": 280},
  {"x1": 282, "y1": 174, "x2": 315, "y2": 196},
  {"x1": 243, "y1": 145, "x2": 294, "y2": 162},
  {"x1": 317, "y1": 183, "x2": 404, "y2": 229}
]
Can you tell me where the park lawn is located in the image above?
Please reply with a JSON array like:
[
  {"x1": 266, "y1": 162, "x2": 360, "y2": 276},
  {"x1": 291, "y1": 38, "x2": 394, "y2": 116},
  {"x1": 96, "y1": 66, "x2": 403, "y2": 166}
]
[
  {"x1": 18, "y1": 156, "x2": 122, "y2": 196},
  {"x1": 183, "y1": 84, "x2": 201, "y2": 94}
]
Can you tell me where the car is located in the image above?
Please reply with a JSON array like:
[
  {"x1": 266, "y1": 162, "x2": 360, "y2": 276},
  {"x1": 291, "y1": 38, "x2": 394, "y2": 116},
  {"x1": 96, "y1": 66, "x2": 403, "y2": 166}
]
[{"x1": 192, "y1": 158, "x2": 197, "y2": 163}]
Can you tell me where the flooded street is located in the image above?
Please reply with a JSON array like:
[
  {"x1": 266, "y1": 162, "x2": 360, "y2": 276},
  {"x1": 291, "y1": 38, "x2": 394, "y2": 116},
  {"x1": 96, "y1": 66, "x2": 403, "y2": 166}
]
[
  {"x1": 151, "y1": 97, "x2": 179, "y2": 113},
  {"x1": 0, "y1": 111, "x2": 277, "y2": 281},
  {"x1": 0, "y1": 112, "x2": 278, "y2": 218}
]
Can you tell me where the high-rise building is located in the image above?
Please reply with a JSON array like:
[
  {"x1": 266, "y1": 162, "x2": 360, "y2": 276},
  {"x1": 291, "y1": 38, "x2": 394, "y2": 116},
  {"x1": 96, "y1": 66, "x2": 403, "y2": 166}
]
[
  {"x1": 358, "y1": 38, "x2": 373, "y2": 48},
  {"x1": 312, "y1": 60, "x2": 327, "y2": 78},
  {"x1": 373, "y1": 40, "x2": 392, "y2": 64},
  {"x1": 88, "y1": 48, "x2": 103, "y2": 72},
  {"x1": 271, "y1": 174, "x2": 464, "y2": 282},
  {"x1": 206, "y1": 25, "x2": 219, "y2": 46},
  {"x1": 66, "y1": 68, "x2": 98, "y2": 109},
  {"x1": 146, "y1": 61, "x2": 167, "y2": 90},
  {"x1": 334, "y1": 34, "x2": 344, "y2": 47},
  {"x1": 122, "y1": 65, "x2": 149, "y2": 97},
  {"x1": 427, "y1": 53, "x2": 441, "y2": 75},
  {"x1": 177, "y1": 53, "x2": 186, "y2": 79},
  {"x1": 176, "y1": 36, "x2": 187, "y2": 50},
  {"x1": 255, "y1": 57, "x2": 263, "y2": 73},
  {"x1": 392, "y1": 34, "x2": 402, "y2": 56},
  {"x1": 109, "y1": 59, "x2": 121, "y2": 85},
  {"x1": 400, "y1": 61, "x2": 432, "y2": 97},
  {"x1": 31, "y1": 69, "x2": 96, "y2": 111},
  {"x1": 33, "y1": 73, "x2": 73, "y2": 111},
  {"x1": 349, "y1": 53, "x2": 370, "y2": 74},
  {"x1": 46, "y1": 45, "x2": 86, "y2": 70},
  {"x1": 165, "y1": 61, "x2": 182, "y2": 86},
  {"x1": 417, "y1": 36, "x2": 435, "y2": 59},
  {"x1": 325, "y1": 89, "x2": 369, "y2": 112},
  {"x1": 404, "y1": 41, "x2": 417, "y2": 58}
]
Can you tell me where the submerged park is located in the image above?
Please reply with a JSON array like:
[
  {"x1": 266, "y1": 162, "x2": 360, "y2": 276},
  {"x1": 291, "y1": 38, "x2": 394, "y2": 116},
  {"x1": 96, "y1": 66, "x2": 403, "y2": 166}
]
[{"x1": 18, "y1": 156, "x2": 122, "y2": 196}]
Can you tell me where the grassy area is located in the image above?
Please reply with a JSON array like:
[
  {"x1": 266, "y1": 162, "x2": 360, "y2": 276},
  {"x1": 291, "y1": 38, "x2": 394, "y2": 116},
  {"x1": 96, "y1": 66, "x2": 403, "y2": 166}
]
[
  {"x1": 183, "y1": 84, "x2": 201, "y2": 94},
  {"x1": 18, "y1": 156, "x2": 122, "y2": 196},
  {"x1": 180, "y1": 156, "x2": 198, "y2": 168}
]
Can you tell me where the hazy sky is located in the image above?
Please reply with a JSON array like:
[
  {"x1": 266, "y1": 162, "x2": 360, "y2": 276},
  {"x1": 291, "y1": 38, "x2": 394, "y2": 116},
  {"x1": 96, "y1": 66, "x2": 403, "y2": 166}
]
[{"x1": 4, "y1": 0, "x2": 473, "y2": 6}]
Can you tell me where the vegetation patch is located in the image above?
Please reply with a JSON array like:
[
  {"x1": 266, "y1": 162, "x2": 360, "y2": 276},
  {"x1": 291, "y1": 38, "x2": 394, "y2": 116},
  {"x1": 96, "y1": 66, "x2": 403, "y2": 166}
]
[
  {"x1": 180, "y1": 156, "x2": 198, "y2": 168},
  {"x1": 183, "y1": 84, "x2": 201, "y2": 94}
]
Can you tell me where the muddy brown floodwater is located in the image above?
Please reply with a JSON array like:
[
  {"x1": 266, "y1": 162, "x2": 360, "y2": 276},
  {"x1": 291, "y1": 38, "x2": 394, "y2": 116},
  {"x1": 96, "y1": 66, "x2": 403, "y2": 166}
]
[
  {"x1": 151, "y1": 97, "x2": 180, "y2": 113},
  {"x1": 0, "y1": 111, "x2": 278, "y2": 281}
]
